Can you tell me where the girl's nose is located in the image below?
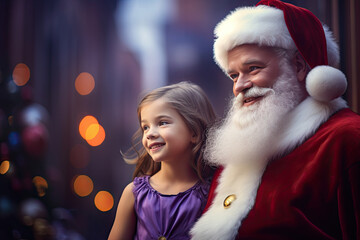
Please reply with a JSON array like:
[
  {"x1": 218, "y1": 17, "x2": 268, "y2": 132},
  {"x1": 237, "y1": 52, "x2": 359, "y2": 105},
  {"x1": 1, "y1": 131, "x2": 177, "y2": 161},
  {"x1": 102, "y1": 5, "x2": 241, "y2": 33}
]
[{"x1": 146, "y1": 127, "x2": 158, "y2": 139}]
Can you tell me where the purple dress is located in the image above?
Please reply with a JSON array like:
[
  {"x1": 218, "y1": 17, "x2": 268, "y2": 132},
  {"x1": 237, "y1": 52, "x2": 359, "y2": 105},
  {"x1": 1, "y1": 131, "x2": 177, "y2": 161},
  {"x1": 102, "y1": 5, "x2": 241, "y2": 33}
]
[{"x1": 133, "y1": 176, "x2": 209, "y2": 240}]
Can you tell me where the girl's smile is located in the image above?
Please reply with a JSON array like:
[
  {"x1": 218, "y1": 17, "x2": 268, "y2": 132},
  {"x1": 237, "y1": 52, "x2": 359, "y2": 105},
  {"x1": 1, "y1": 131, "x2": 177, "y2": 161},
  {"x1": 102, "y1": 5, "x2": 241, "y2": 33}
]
[{"x1": 148, "y1": 142, "x2": 165, "y2": 152}]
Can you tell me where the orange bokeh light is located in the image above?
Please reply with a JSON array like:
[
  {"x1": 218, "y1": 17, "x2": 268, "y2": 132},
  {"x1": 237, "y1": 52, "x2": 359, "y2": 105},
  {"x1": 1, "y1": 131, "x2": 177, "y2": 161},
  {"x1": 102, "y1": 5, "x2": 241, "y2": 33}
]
[
  {"x1": 33, "y1": 176, "x2": 48, "y2": 197},
  {"x1": 86, "y1": 124, "x2": 105, "y2": 147},
  {"x1": 85, "y1": 123, "x2": 100, "y2": 140},
  {"x1": 12, "y1": 63, "x2": 30, "y2": 86},
  {"x1": 79, "y1": 115, "x2": 98, "y2": 139},
  {"x1": 73, "y1": 175, "x2": 94, "y2": 197},
  {"x1": 79, "y1": 115, "x2": 105, "y2": 147},
  {"x1": 94, "y1": 191, "x2": 114, "y2": 212},
  {"x1": 0, "y1": 161, "x2": 10, "y2": 174},
  {"x1": 75, "y1": 72, "x2": 95, "y2": 95}
]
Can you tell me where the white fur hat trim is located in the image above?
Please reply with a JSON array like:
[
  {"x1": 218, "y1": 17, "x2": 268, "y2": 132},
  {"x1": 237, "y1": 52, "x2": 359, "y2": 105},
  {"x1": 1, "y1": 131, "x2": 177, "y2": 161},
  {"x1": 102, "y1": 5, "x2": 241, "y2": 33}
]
[{"x1": 214, "y1": 6, "x2": 295, "y2": 73}]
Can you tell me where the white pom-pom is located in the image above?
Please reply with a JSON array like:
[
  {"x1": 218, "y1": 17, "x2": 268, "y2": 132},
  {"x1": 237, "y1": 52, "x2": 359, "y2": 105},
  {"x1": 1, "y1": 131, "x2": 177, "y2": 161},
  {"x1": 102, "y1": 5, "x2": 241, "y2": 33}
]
[{"x1": 306, "y1": 65, "x2": 347, "y2": 102}]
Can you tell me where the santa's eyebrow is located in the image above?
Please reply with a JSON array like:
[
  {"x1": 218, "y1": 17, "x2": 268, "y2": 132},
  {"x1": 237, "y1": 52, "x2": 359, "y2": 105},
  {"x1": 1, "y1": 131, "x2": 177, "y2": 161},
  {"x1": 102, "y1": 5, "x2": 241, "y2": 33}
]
[
  {"x1": 243, "y1": 59, "x2": 264, "y2": 65},
  {"x1": 227, "y1": 59, "x2": 264, "y2": 74},
  {"x1": 226, "y1": 69, "x2": 236, "y2": 75}
]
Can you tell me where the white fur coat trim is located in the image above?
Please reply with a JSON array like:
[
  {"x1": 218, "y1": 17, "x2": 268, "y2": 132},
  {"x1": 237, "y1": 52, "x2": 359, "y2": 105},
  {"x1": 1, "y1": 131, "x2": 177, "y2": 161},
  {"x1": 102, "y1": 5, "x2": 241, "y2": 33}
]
[{"x1": 191, "y1": 97, "x2": 347, "y2": 240}]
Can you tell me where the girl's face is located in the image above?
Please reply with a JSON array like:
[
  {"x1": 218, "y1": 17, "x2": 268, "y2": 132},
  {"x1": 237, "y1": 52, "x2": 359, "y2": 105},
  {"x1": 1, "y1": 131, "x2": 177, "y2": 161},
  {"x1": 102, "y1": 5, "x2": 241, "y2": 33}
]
[{"x1": 140, "y1": 97, "x2": 196, "y2": 163}]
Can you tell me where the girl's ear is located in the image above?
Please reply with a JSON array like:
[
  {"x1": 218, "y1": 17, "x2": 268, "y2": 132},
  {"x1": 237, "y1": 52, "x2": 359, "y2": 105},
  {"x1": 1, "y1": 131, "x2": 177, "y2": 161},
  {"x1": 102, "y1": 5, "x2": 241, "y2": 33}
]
[{"x1": 294, "y1": 51, "x2": 308, "y2": 82}]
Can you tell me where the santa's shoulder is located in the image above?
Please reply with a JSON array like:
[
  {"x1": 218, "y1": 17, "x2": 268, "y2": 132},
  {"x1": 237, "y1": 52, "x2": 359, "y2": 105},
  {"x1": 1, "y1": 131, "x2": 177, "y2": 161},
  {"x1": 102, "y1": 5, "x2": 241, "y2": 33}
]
[{"x1": 321, "y1": 108, "x2": 360, "y2": 136}]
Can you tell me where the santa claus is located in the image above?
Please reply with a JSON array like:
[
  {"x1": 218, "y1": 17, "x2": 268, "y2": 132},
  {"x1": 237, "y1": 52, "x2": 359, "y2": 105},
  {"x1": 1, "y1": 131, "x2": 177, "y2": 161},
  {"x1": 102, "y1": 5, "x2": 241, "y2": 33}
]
[{"x1": 191, "y1": 0, "x2": 360, "y2": 239}]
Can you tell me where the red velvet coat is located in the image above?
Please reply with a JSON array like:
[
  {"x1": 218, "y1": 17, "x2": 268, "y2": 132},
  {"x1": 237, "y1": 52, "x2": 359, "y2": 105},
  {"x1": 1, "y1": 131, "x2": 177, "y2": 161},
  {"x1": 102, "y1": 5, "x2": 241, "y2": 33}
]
[{"x1": 191, "y1": 104, "x2": 360, "y2": 240}]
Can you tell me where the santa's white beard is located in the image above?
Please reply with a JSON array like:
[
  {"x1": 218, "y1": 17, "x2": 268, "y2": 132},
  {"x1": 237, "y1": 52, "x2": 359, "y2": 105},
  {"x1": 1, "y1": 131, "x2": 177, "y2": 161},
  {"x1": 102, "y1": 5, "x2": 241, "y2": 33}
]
[{"x1": 204, "y1": 64, "x2": 305, "y2": 166}]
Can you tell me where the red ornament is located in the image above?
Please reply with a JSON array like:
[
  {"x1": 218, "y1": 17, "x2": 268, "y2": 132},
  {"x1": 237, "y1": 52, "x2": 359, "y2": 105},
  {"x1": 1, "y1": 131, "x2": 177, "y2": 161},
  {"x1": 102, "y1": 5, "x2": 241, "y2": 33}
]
[{"x1": 21, "y1": 124, "x2": 49, "y2": 157}]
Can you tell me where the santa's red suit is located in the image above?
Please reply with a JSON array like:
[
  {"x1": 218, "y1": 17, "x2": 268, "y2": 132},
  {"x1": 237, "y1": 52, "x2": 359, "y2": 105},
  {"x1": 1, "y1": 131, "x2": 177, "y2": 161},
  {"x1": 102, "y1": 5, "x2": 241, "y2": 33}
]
[{"x1": 191, "y1": 98, "x2": 360, "y2": 240}]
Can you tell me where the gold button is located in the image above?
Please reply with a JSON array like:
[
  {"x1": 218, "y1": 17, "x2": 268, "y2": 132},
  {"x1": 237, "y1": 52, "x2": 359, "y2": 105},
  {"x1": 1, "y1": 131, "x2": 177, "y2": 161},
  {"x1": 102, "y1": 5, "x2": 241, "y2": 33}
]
[
  {"x1": 223, "y1": 194, "x2": 236, "y2": 208},
  {"x1": 158, "y1": 236, "x2": 166, "y2": 240}
]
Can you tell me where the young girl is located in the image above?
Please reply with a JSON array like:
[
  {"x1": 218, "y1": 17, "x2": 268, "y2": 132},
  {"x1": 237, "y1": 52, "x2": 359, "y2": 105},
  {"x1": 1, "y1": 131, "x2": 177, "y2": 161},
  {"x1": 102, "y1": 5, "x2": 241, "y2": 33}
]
[{"x1": 108, "y1": 81, "x2": 216, "y2": 240}]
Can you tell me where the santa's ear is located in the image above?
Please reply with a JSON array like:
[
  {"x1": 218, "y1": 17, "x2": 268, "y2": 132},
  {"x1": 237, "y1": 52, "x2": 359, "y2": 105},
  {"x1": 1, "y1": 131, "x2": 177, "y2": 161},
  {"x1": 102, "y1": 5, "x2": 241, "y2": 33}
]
[
  {"x1": 294, "y1": 51, "x2": 308, "y2": 82},
  {"x1": 191, "y1": 133, "x2": 200, "y2": 144}
]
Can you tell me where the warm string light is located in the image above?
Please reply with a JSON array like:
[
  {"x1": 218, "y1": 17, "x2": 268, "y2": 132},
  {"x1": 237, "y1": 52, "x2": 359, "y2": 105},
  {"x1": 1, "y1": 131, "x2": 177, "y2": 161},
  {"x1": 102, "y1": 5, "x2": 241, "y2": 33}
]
[
  {"x1": 75, "y1": 72, "x2": 95, "y2": 95},
  {"x1": 12, "y1": 63, "x2": 30, "y2": 86},
  {"x1": 78, "y1": 115, "x2": 106, "y2": 146},
  {"x1": 73, "y1": 175, "x2": 94, "y2": 197},
  {"x1": 0, "y1": 160, "x2": 10, "y2": 174},
  {"x1": 94, "y1": 191, "x2": 114, "y2": 212},
  {"x1": 86, "y1": 124, "x2": 105, "y2": 146},
  {"x1": 32, "y1": 176, "x2": 48, "y2": 197}
]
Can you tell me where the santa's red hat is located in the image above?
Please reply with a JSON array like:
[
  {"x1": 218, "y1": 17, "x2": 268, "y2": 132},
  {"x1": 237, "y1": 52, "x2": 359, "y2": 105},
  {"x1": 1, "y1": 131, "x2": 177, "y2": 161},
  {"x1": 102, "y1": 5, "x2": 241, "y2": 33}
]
[{"x1": 213, "y1": 0, "x2": 347, "y2": 102}]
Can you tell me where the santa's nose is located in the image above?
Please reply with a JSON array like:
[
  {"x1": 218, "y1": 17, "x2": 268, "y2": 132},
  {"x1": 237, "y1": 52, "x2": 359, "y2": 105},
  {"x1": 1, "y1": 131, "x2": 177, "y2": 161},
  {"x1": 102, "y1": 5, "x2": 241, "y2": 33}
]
[{"x1": 233, "y1": 78, "x2": 252, "y2": 96}]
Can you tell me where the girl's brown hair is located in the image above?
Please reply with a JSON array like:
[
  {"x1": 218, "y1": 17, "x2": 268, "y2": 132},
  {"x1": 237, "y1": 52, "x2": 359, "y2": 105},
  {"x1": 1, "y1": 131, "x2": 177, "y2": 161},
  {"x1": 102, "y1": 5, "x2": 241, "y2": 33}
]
[{"x1": 123, "y1": 81, "x2": 216, "y2": 181}]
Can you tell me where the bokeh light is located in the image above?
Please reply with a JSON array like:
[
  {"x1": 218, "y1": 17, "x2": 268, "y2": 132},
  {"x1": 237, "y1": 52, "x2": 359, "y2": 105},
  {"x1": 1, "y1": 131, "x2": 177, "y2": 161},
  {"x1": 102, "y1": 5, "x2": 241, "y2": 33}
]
[
  {"x1": 94, "y1": 191, "x2": 114, "y2": 212},
  {"x1": 12, "y1": 63, "x2": 30, "y2": 86},
  {"x1": 19, "y1": 198, "x2": 48, "y2": 226},
  {"x1": 73, "y1": 175, "x2": 94, "y2": 197},
  {"x1": 86, "y1": 124, "x2": 105, "y2": 147},
  {"x1": 78, "y1": 115, "x2": 106, "y2": 147},
  {"x1": 75, "y1": 72, "x2": 95, "y2": 95},
  {"x1": 0, "y1": 161, "x2": 10, "y2": 175},
  {"x1": 70, "y1": 144, "x2": 90, "y2": 169},
  {"x1": 85, "y1": 123, "x2": 100, "y2": 140},
  {"x1": 79, "y1": 115, "x2": 98, "y2": 139},
  {"x1": 32, "y1": 176, "x2": 48, "y2": 197},
  {"x1": 8, "y1": 132, "x2": 20, "y2": 147},
  {"x1": 8, "y1": 115, "x2": 13, "y2": 126}
]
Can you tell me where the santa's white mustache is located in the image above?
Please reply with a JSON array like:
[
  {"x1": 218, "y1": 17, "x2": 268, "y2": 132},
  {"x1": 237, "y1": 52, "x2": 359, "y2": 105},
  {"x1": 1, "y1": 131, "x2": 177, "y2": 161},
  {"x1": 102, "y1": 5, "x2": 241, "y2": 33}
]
[{"x1": 234, "y1": 86, "x2": 275, "y2": 106}]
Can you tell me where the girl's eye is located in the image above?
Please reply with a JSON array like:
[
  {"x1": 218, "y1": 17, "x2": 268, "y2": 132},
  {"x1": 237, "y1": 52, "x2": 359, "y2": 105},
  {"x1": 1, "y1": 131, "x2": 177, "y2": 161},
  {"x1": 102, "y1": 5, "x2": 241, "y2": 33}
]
[
  {"x1": 142, "y1": 125, "x2": 149, "y2": 131},
  {"x1": 159, "y1": 121, "x2": 168, "y2": 126}
]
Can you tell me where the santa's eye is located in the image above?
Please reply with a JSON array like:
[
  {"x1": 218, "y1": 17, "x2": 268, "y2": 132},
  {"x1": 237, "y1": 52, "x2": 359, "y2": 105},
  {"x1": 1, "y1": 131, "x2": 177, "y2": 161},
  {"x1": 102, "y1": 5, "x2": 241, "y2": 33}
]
[
  {"x1": 229, "y1": 73, "x2": 238, "y2": 81},
  {"x1": 249, "y1": 66, "x2": 260, "y2": 72}
]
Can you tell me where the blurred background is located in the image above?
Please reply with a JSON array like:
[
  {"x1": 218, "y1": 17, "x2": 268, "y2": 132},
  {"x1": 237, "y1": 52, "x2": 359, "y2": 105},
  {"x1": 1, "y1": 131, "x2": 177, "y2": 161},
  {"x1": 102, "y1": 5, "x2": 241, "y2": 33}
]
[{"x1": 0, "y1": 0, "x2": 359, "y2": 239}]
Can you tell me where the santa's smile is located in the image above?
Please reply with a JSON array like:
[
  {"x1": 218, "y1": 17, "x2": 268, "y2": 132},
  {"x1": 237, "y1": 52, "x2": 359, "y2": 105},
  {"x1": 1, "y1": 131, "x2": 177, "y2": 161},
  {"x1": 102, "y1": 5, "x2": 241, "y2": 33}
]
[{"x1": 243, "y1": 96, "x2": 263, "y2": 106}]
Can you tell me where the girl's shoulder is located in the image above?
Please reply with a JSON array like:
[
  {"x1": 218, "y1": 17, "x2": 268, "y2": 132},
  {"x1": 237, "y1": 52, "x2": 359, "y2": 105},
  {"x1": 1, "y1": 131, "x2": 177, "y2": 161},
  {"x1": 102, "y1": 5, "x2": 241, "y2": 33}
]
[
  {"x1": 132, "y1": 175, "x2": 151, "y2": 196},
  {"x1": 193, "y1": 177, "x2": 211, "y2": 199},
  {"x1": 133, "y1": 175, "x2": 150, "y2": 186}
]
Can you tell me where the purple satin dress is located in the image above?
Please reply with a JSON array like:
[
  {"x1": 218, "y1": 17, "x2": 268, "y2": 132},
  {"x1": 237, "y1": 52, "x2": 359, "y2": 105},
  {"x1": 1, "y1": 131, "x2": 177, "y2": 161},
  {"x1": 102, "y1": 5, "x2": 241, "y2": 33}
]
[{"x1": 133, "y1": 176, "x2": 209, "y2": 240}]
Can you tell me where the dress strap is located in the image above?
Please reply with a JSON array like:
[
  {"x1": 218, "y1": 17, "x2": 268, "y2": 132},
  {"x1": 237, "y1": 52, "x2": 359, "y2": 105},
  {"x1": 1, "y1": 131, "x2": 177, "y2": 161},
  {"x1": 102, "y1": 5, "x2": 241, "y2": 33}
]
[{"x1": 133, "y1": 175, "x2": 150, "y2": 197}]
